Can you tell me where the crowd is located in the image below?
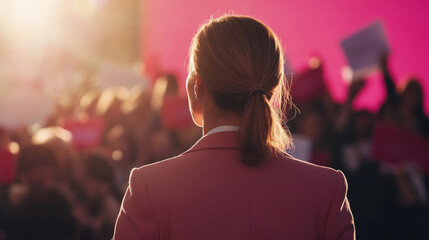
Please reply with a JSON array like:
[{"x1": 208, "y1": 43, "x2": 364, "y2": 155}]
[
  {"x1": 0, "y1": 73, "x2": 201, "y2": 240},
  {"x1": 0, "y1": 54, "x2": 428, "y2": 239},
  {"x1": 288, "y1": 56, "x2": 429, "y2": 239}
]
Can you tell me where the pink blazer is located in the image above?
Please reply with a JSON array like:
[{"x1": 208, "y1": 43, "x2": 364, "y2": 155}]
[{"x1": 113, "y1": 131, "x2": 355, "y2": 240}]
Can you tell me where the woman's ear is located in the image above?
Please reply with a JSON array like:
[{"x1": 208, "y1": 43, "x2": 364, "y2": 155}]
[
  {"x1": 186, "y1": 73, "x2": 203, "y2": 127},
  {"x1": 194, "y1": 74, "x2": 203, "y2": 99}
]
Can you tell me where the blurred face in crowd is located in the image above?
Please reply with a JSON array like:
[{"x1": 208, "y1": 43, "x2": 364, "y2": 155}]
[
  {"x1": 354, "y1": 111, "x2": 373, "y2": 139},
  {"x1": 74, "y1": 158, "x2": 109, "y2": 200},
  {"x1": 402, "y1": 80, "x2": 423, "y2": 111},
  {"x1": 17, "y1": 144, "x2": 59, "y2": 190},
  {"x1": 84, "y1": 175, "x2": 110, "y2": 199},
  {"x1": 21, "y1": 165, "x2": 57, "y2": 190},
  {"x1": 298, "y1": 111, "x2": 323, "y2": 141}
]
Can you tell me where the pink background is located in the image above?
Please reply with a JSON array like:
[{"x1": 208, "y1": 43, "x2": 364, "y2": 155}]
[{"x1": 140, "y1": 0, "x2": 429, "y2": 114}]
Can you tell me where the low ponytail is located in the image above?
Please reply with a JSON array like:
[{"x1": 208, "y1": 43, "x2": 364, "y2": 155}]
[
  {"x1": 240, "y1": 93, "x2": 271, "y2": 165},
  {"x1": 239, "y1": 88, "x2": 291, "y2": 166}
]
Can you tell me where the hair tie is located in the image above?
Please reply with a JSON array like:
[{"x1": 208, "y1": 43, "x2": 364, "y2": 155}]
[{"x1": 249, "y1": 88, "x2": 266, "y2": 97}]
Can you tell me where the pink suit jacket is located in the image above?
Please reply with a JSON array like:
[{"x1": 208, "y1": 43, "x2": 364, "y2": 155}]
[{"x1": 113, "y1": 131, "x2": 355, "y2": 240}]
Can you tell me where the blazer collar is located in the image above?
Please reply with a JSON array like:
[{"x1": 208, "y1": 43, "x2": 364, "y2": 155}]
[{"x1": 183, "y1": 131, "x2": 240, "y2": 154}]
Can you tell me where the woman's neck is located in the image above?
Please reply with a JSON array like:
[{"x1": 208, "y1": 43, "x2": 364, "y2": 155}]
[
  {"x1": 200, "y1": 90, "x2": 241, "y2": 135},
  {"x1": 202, "y1": 108, "x2": 240, "y2": 135}
]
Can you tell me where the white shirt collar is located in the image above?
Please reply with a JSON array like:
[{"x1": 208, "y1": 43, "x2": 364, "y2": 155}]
[{"x1": 205, "y1": 125, "x2": 239, "y2": 136}]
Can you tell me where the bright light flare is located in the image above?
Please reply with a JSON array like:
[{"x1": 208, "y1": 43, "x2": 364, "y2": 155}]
[
  {"x1": 96, "y1": 87, "x2": 130, "y2": 115},
  {"x1": 72, "y1": 0, "x2": 98, "y2": 18},
  {"x1": 8, "y1": 142, "x2": 20, "y2": 155},
  {"x1": 151, "y1": 77, "x2": 168, "y2": 111},
  {"x1": 341, "y1": 66, "x2": 353, "y2": 83},
  {"x1": 1, "y1": 0, "x2": 58, "y2": 36},
  {"x1": 32, "y1": 127, "x2": 72, "y2": 144},
  {"x1": 0, "y1": 0, "x2": 61, "y2": 53},
  {"x1": 112, "y1": 150, "x2": 123, "y2": 161},
  {"x1": 308, "y1": 57, "x2": 321, "y2": 69}
]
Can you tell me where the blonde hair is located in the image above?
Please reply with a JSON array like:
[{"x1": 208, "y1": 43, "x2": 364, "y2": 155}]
[{"x1": 189, "y1": 15, "x2": 294, "y2": 165}]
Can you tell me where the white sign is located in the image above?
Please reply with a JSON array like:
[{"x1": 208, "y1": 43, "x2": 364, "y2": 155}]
[
  {"x1": 0, "y1": 88, "x2": 55, "y2": 129},
  {"x1": 341, "y1": 20, "x2": 390, "y2": 77},
  {"x1": 96, "y1": 62, "x2": 148, "y2": 90}
]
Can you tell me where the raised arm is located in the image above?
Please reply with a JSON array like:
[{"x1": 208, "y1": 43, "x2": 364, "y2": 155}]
[
  {"x1": 380, "y1": 55, "x2": 399, "y2": 105},
  {"x1": 335, "y1": 80, "x2": 365, "y2": 132}
]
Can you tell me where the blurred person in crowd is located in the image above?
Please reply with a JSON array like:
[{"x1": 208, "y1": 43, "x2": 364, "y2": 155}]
[
  {"x1": 73, "y1": 152, "x2": 120, "y2": 240},
  {"x1": 287, "y1": 59, "x2": 343, "y2": 167},
  {"x1": 5, "y1": 144, "x2": 77, "y2": 240},
  {"x1": 145, "y1": 129, "x2": 174, "y2": 164},
  {"x1": 9, "y1": 144, "x2": 59, "y2": 205},
  {"x1": 126, "y1": 88, "x2": 154, "y2": 138},
  {"x1": 150, "y1": 74, "x2": 180, "y2": 114},
  {"x1": 377, "y1": 55, "x2": 429, "y2": 238},
  {"x1": 339, "y1": 110, "x2": 374, "y2": 173},
  {"x1": 6, "y1": 189, "x2": 77, "y2": 240},
  {"x1": 379, "y1": 55, "x2": 429, "y2": 137},
  {"x1": 96, "y1": 87, "x2": 129, "y2": 133},
  {"x1": 326, "y1": 54, "x2": 429, "y2": 239},
  {"x1": 390, "y1": 163, "x2": 429, "y2": 240},
  {"x1": 44, "y1": 93, "x2": 78, "y2": 127},
  {"x1": 332, "y1": 92, "x2": 382, "y2": 239},
  {"x1": 293, "y1": 105, "x2": 331, "y2": 166},
  {"x1": 7, "y1": 127, "x2": 32, "y2": 149},
  {"x1": 114, "y1": 15, "x2": 354, "y2": 239},
  {"x1": 398, "y1": 78, "x2": 429, "y2": 137},
  {"x1": 124, "y1": 87, "x2": 157, "y2": 166},
  {"x1": 80, "y1": 90, "x2": 102, "y2": 117},
  {"x1": 0, "y1": 127, "x2": 15, "y2": 240},
  {"x1": 104, "y1": 124, "x2": 138, "y2": 193},
  {"x1": 327, "y1": 62, "x2": 394, "y2": 239},
  {"x1": 150, "y1": 74, "x2": 182, "y2": 145},
  {"x1": 0, "y1": 127, "x2": 15, "y2": 185},
  {"x1": 330, "y1": 79, "x2": 372, "y2": 173},
  {"x1": 31, "y1": 127, "x2": 75, "y2": 189}
]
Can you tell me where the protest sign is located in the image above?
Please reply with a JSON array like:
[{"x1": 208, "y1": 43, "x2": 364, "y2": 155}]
[
  {"x1": 62, "y1": 117, "x2": 105, "y2": 150},
  {"x1": 0, "y1": 88, "x2": 54, "y2": 129},
  {"x1": 290, "y1": 66, "x2": 325, "y2": 103},
  {"x1": 341, "y1": 21, "x2": 390, "y2": 77},
  {"x1": 97, "y1": 62, "x2": 148, "y2": 90},
  {"x1": 0, "y1": 148, "x2": 15, "y2": 184},
  {"x1": 372, "y1": 123, "x2": 429, "y2": 173}
]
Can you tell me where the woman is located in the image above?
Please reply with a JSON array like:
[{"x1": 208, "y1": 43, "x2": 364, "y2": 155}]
[{"x1": 113, "y1": 15, "x2": 355, "y2": 240}]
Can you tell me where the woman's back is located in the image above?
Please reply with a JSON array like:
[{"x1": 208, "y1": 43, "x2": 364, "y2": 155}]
[{"x1": 114, "y1": 131, "x2": 354, "y2": 240}]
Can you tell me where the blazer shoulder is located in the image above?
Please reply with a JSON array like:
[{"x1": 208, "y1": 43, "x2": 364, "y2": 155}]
[
  {"x1": 283, "y1": 156, "x2": 345, "y2": 184},
  {"x1": 274, "y1": 156, "x2": 349, "y2": 204},
  {"x1": 280, "y1": 158, "x2": 354, "y2": 239},
  {"x1": 131, "y1": 154, "x2": 190, "y2": 181}
]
